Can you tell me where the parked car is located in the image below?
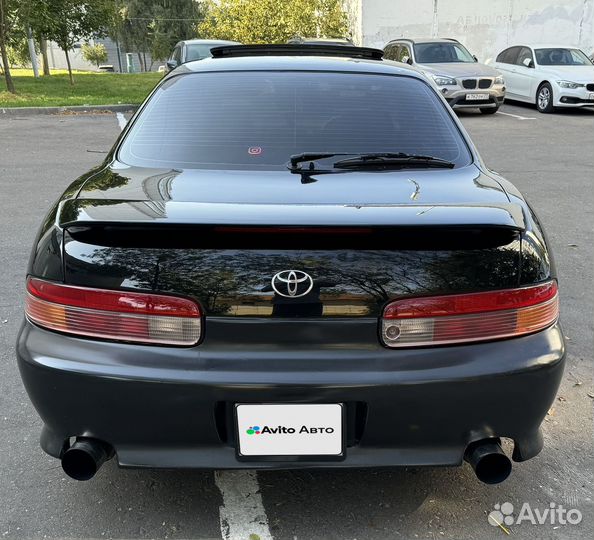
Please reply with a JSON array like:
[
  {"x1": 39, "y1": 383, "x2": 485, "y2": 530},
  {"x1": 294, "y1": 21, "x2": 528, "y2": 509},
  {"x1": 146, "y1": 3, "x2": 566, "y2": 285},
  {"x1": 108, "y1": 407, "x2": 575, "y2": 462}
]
[
  {"x1": 491, "y1": 44, "x2": 594, "y2": 113},
  {"x1": 166, "y1": 39, "x2": 240, "y2": 72},
  {"x1": 287, "y1": 36, "x2": 354, "y2": 46},
  {"x1": 18, "y1": 44, "x2": 564, "y2": 484},
  {"x1": 384, "y1": 38, "x2": 505, "y2": 114}
]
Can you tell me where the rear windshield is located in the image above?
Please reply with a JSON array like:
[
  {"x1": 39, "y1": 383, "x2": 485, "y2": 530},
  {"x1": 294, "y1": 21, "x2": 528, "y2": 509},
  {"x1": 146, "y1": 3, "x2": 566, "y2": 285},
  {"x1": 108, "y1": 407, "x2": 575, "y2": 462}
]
[{"x1": 119, "y1": 71, "x2": 472, "y2": 169}]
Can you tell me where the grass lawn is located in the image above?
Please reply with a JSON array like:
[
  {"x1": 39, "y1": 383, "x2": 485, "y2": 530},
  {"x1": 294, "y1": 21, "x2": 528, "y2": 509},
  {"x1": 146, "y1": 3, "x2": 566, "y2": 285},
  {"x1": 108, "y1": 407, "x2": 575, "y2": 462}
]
[{"x1": 0, "y1": 69, "x2": 162, "y2": 108}]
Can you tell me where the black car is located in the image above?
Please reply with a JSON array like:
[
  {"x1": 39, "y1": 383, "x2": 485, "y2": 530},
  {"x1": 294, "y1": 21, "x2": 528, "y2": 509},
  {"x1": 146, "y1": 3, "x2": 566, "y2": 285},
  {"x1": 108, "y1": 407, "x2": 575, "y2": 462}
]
[{"x1": 17, "y1": 45, "x2": 564, "y2": 484}]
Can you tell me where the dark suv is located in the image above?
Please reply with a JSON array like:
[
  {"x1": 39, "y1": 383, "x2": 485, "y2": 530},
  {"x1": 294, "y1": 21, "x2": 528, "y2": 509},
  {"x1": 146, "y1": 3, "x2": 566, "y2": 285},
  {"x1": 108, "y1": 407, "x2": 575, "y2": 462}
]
[{"x1": 17, "y1": 45, "x2": 564, "y2": 484}]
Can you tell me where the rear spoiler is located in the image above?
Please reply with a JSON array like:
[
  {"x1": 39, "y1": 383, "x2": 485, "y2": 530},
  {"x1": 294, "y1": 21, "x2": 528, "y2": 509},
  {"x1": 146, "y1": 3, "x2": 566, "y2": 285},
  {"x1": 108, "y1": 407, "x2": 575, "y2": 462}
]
[
  {"x1": 59, "y1": 199, "x2": 526, "y2": 230},
  {"x1": 59, "y1": 200, "x2": 525, "y2": 249}
]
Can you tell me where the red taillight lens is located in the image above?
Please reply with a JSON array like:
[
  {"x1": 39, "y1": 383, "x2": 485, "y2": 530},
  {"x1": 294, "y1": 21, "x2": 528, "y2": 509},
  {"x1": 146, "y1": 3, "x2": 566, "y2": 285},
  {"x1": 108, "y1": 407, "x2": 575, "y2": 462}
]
[
  {"x1": 381, "y1": 281, "x2": 558, "y2": 347},
  {"x1": 25, "y1": 278, "x2": 202, "y2": 346}
]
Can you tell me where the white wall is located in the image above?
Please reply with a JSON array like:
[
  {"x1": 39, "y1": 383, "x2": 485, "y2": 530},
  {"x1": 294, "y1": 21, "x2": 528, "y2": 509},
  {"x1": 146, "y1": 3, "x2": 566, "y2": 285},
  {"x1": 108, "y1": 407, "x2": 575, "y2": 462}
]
[
  {"x1": 352, "y1": 0, "x2": 594, "y2": 62},
  {"x1": 47, "y1": 42, "x2": 97, "y2": 71}
]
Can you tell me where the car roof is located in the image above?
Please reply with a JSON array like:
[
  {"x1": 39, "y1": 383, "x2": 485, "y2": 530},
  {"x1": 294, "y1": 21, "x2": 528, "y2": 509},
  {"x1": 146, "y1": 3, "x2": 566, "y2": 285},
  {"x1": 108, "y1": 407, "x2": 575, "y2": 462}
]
[
  {"x1": 502, "y1": 44, "x2": 581, "y2": 50},
  {"x1": 172, "y1": 54, "x2": 426, "y2": 80},
  {"x1": 386, "y1": 37, "x2": 460, "y2": 46},
  {"x1": 527, "y1": 44, "x2": 581, "y2": 49},
  {"x1": 178, "y1": 39, "x2": 240, "y2": 46}
]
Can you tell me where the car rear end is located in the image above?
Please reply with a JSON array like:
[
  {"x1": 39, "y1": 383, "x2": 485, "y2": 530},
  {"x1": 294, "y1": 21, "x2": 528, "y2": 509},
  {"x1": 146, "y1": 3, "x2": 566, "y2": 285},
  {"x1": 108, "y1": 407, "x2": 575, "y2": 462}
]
[{"x1": 16, "y1": 50, "x2": 564, "y2": 482}]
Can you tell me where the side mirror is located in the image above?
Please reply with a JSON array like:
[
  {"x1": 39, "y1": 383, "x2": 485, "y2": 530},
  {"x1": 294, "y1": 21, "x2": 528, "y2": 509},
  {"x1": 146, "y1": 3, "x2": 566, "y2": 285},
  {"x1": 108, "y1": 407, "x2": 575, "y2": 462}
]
[
  {"x1": 473, "y1": 55, "x2": 478, "y2": 62},
  {"x1": 166, "y1": 59, "x2": 178, "y2": 71},
  {"x1": 522, "y1": 58, "x2": 534, "y2": 68},
  {"x1": 401, "y1": 56, "x2": 413, "y2": 65}
]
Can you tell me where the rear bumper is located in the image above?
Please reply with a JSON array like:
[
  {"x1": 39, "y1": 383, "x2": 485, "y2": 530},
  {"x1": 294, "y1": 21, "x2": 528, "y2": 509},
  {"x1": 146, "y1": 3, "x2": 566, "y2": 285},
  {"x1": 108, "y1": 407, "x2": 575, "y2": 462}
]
[{"x1": 17, "y1": 320, "x2": 565, "y2": 470}]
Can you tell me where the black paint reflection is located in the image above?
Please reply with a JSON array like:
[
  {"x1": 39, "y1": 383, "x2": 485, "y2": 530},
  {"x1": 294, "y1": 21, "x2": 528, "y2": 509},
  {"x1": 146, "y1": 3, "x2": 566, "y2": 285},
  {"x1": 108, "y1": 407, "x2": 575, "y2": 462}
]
[
  {"x1": 64, "y1": 237, "x2": 522, "y2": 317},
  {"x1": 262, "y1": 278, "x2": 337, "y2": 317}
]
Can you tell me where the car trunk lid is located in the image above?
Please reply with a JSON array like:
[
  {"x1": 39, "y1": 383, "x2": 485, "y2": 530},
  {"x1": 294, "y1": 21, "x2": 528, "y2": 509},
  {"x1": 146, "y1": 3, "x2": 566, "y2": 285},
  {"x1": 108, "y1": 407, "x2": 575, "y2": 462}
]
[{"x1": 61, "y1": 165, "x2": 522, "y2": 323}]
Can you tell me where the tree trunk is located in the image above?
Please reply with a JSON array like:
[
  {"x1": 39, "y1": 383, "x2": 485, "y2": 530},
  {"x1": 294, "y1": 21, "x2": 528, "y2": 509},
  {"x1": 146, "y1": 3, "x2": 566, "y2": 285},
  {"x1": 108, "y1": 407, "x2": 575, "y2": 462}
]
[
  {"x1": 64, "y1": 47, "x2": 74, "y2": 85},
  {"x1": 40, "y1": 37, "x2": 50, "y2": 76},
  {"x1": 136, "y1": 52, "x2": 144, "y2": 72},
  {"x1": 0, "y1": 0, "x2": 15, "y2": 93}
]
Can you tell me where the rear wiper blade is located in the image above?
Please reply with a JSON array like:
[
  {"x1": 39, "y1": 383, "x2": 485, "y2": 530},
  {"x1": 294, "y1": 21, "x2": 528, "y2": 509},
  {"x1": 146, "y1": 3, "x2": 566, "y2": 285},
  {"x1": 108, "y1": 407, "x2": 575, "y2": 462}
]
[
  {"x1": 288, "y1": 152, "x2": 351, "y2": 170},
  {"x1": 333, "y1": 152, "x2": 455, "y2": 169}
]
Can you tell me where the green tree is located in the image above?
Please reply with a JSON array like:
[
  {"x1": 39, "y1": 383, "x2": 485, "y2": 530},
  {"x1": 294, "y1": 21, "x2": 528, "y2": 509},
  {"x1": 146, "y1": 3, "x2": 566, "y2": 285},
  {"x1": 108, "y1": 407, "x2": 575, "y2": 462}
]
[
  {"x1": 114, "y1": 0, "x2": 152, "y2": 71},
  {"x1": 113, "y1": 1, "x2": 202, "y2": 71},
  {"x1": 31, "y1": 0, "x2": 115, "y2": 85},
  {"x1": 82, "y1": 42, "x2": 108, "y2": 68},
  {"x1": 198, "y1": 0, "x2": 350, "y2": 44},
  {"x1": 0, "y1": 0, "x2": 16, "y2": 92},
  {"x1": 150, "y1": 0, "x2": 202, "y2": 61},
  {"x1": 7, "y1": 37, "x2": 35, "y2": 68},
  {"x1": 18, "y1": 0, "x2": 54, "y2": 75}
]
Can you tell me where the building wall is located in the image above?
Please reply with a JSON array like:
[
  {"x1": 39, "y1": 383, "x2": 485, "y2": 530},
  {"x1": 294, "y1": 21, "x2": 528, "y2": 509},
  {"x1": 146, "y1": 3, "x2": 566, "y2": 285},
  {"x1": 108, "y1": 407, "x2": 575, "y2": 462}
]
[
  {"x1": 46, "y1": 38, "x2": 160, "y2": 72},
  {"x1": 352, "y1": 0, "x2": 594, "y2": 62},
  {"x1": 344, "y1": 0, "x2": 364, "y2": 46},
  {"x1": 46, "y1": 42, "x2": 96, "y2": 71}
]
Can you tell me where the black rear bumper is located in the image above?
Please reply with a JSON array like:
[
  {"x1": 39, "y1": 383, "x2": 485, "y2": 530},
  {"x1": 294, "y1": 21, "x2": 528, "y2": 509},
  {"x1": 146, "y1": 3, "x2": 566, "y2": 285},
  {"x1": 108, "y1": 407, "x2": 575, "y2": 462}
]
[{"x1": 17, "y1": 320, "x2": 565, "y2": 470}]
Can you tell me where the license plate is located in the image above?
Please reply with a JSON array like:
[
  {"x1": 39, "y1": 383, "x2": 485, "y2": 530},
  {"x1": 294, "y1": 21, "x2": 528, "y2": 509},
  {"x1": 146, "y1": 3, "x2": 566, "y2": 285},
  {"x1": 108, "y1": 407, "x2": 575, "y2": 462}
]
[
  {"x1": 466, "y1": 93, "x2": 489, "y2": 101},
  {"x1": 235, "y1": 403, "x2": 344, "y2": 458}
]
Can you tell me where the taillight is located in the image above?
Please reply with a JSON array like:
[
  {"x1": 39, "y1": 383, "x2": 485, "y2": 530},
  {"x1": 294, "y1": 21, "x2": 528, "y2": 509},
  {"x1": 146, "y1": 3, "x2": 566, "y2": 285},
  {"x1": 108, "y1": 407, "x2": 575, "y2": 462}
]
[
  {"x1": 25, "y1": 278, "x2": 202, "y2": 346},
  {"x1": 381, "y1": 281, "x2": 558, "y2": 347}
]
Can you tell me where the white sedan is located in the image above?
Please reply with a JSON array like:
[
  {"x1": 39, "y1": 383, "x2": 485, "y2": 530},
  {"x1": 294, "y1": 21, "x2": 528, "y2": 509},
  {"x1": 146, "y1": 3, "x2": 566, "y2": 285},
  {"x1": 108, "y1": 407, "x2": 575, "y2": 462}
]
[{"x1": 491, "y1": 44, "x2": 594, "y2": 113}]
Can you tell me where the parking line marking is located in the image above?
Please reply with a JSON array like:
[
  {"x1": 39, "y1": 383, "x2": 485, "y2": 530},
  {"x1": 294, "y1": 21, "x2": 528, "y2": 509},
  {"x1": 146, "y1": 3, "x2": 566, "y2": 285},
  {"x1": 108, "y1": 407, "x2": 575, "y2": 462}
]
[
  {"x1": 215, "y1": 470, "x2": 273, "y2": 540},
  {"x1": 496, "y1": 111, "x2": 536, "y2": 120},
  {"x1": 116, "y1": 112, "x2": 127, "y2": 131}
]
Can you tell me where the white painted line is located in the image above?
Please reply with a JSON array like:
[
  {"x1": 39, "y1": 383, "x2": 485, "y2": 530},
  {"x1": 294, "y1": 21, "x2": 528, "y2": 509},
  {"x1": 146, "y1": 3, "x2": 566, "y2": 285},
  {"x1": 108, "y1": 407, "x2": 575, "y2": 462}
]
[
  {"x1": 496, "y1": 111, "x2": 536, "y2": 120},
  {"x1": 116, "y1": 112, "x2": 127, "y2": 131},
  {"x1": 215, "y1": 470, "x2": 273, "y2": 540}
]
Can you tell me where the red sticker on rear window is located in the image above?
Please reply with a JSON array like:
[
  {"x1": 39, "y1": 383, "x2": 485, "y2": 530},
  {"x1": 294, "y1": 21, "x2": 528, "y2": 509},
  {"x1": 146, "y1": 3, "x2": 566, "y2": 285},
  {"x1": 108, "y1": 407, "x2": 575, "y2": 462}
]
[{"x1": 248, "y1": 146, "x2": 262, "y2": 155}]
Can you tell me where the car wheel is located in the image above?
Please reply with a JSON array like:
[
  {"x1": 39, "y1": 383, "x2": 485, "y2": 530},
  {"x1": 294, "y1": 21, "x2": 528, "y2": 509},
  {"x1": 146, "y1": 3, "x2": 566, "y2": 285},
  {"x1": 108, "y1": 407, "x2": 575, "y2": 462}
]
[
  {"x1": 480, "y1": 105, "x2": 500, "y2": 115},
  {"x1": 536, "y1": 83, "x2": 554, "y2": 113}
]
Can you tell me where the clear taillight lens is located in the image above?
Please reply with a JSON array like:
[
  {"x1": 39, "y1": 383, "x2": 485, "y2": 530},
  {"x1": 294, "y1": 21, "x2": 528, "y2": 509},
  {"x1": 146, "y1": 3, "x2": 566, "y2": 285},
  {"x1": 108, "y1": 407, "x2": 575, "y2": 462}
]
[
  {"x1": 381, "y1": 281, "x2": 559, "y2": 347},
  {"x1": 25, "y1": 278, "x2": 202, "y2": 346}
]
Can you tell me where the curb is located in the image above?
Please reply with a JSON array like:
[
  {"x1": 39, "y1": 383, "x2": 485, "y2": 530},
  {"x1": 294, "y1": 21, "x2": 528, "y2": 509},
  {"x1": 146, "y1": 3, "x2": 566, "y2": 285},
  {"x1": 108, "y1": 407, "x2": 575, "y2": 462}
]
[{"x1": 0, "y1": 104, "x2": 139, "y2": 116}]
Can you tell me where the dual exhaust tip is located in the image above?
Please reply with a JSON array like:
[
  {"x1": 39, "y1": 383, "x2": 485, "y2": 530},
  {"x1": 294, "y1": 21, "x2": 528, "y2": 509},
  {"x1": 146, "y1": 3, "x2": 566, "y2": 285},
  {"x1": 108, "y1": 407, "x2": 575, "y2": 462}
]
[{"x1": 61, "y1": 437, "x2": 512, "y2": 484}]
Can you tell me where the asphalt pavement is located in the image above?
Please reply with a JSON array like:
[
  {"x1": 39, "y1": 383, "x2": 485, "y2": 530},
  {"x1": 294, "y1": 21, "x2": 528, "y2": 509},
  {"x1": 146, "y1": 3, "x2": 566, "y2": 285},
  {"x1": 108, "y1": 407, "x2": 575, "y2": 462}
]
[{"x1": 0, "y1": 103, "x2": 592, "y2": 540}]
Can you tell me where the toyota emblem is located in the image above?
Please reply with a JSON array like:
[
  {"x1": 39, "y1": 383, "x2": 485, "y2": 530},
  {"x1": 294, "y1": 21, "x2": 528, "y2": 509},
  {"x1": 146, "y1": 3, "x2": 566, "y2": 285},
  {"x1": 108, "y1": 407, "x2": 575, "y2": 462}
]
[{"x1": 271, "y1": 270, "x2": 314, "y2": 298}]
